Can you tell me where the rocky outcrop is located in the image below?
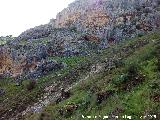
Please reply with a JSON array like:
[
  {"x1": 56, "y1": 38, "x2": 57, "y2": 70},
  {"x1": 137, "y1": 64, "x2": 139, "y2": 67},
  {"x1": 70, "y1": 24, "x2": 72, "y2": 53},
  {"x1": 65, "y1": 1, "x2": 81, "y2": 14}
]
[
  {"x1": 25, "y1": 60, "x2": 65, "y2": 79},
  {"x1": 0, "y1": 35, "x2": 14, "y2": 45},
  {"x1": 47, "y1": 28, "x2": 88, "y2": 56},
  {"x1": 12, "y1": 0, "x2": 160, "y2": 57},
  {"x1": 53, "y1": 0, "x2": 160, "y2": 42},
  {"x1": 16, "y1": 24, "x2": 53, "y2": 41},
  {"x1": 0, "y1": 47, "x2": 12, "y2": 75},
  {"x1": 2, "y1": 0, "x2": 160, "y2": 79},
  {"x1": 0, "y1": 45, "x2": 64, "y2": 79},
  {"x1": 13, "y1": 0, "x2": 160, "y2": 47}
]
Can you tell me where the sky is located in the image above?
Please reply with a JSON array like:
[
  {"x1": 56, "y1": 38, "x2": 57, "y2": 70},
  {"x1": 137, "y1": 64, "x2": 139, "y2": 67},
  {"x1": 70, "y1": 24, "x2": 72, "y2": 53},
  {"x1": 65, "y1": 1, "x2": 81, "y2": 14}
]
[{"x1": 0, "y1": 0, "x2": 75, "y2": 37}]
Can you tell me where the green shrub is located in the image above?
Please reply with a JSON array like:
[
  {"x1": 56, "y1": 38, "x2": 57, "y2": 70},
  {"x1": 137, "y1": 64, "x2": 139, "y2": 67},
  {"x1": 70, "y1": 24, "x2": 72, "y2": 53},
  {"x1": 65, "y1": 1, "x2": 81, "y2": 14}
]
[
  {"x1": 126, "y1": 63, "x2": 139, "y2": 77},
  {"x1": 112, "y1": 63, "x2": 143, "y2": 91},
  {"x1": 112, "y1": 74, "x2": 128, "y2": 86},
  {"x1": 26, "y1": 80, "x2": 36, "y2": 91},
  {"x1": 138, "y1": 34, "x2": 144, "y2": 37},
  {"x1": 153, "y1": 42, "x2": 160, "y2": 71},
  {"x1": 39, "y1": 112, "x2": 51, "y2": 120}
]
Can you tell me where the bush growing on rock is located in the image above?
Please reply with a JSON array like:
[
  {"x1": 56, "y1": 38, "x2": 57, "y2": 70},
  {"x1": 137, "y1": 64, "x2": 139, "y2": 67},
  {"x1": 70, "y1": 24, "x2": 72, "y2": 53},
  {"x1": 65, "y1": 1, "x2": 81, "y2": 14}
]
[
  {"x1": 112, "y1": 63, "x2": 145, "y2": 91},
  {"x1": 39, "y1": 112, "x2": 51, "y2": 120},
  {"x1": 149, "y1": 79, "x2": 160, "y2": 91},
  {"x1": 26, "y1": 80, "x2": 36, "y2": 91},
  {"x1": 58, "y1": 103, "x2": 78, "y2": 117},
  {"x1": 55, "y1": 88, "x2": 71, "y2": 104},
  {"x1": 96, "y1": 90, "x2": 115, "y2": 104},
  {"x1": 126, "y1": 63, "x2": 139, "y2": 78},
  {"x1": 150, "y1": 80, "x2": 160, "y2": 103},
  {"x1": 154, "y1": 42, "x2": 160, "y2": 71},
  {"x1": 112, "y1": 74, "x2": 128, "y2": 86}
]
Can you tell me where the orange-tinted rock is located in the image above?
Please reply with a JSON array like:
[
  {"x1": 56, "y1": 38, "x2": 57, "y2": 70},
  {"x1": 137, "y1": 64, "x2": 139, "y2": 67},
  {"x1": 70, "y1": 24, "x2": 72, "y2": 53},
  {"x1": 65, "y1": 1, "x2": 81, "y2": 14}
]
[
  {"x1": 82, "y1": 35, "x2": 101, "y2": 43},
  {"x1": 0, "y1": 48, "x2": 13, "y2": 75}
]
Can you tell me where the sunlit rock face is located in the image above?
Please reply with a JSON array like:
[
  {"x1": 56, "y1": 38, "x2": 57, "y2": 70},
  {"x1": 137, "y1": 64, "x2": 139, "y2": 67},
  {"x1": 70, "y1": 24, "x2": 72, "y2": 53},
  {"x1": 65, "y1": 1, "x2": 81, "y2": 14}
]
[
  {"x1": 55, "y1": 0, "x2": 109, "y2": 29},
  {"x1": 0, "y1": 47, "x2": 25, "y2": 78},
  {"x1": 16, "y1": 0, "x2": 160, "y2": 48},
  {"x1": 1, "y1": 0, "x2": 159, "y2": 78},
  {"x1": 0, "y1": 47, "x2": 12, "y2": 75},
  {"x1": 0, "y1": 46, "x2": 64, "y2": 78},
  {"x1": 0, "y1": 47, "x2": 31, "y2": 78},
  {"x1": 53, "y1": 0, "x2": 160, "y2": 42},
  {"x1": 16, "y1": 24, "x2": 53, "y2": 42}
]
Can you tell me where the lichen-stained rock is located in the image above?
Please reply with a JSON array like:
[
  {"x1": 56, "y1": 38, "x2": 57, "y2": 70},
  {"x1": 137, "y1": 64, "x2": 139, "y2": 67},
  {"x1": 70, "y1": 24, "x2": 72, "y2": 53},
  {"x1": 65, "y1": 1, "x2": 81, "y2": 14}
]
[
  {"x1": 26, "y1": 60, "x2": 65, "y2": 79},
  {"x1": 47, "y1": 28, "x2": 88, "y2": 56},
  {"x1": 1, "y1": 0, "x2": 160, "y2": 80},
  {"x1": 0, "y1": 47, "x2": 13, "y2": 75},
  {"x1": 9, "y1": 0, "x2": 159, "y2": 57},
  {"x1": 81, "y1": 35, "x2": 101, "y2": 43},
  {"x1": 0, "y1": 44, "x2": 65, "y2": 79},
  {"x1": 52, "y1": 0, "x2": 160, "y2": 43},
  {"x1": 0, "y1": 46, "x2": 26, "y2": 78},
  {"x1": 16, "y1": 24, "x2": 53, "y2": 42}
]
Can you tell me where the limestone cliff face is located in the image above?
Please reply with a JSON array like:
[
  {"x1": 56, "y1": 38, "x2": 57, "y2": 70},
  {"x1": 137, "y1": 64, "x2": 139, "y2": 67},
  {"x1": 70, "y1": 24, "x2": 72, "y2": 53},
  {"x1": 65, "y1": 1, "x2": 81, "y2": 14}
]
[
  {"x1": 0, "y1": 47, "x2": 12, "y2": 75},
  {"x1": 54, "y1": 0, "x2": 109, "y2": 28},
  {"x1": 5, "y1": 0, "x2": 159, "y2": 78},
  {"x1": 53, "y1": 0, "x2": 160, "y2": 42},
  {"x1": 0, "y1": 47, "x2": 35, "y2": 78},
  {"x1": 17, "y1": 0, "x2": 160, "y2": 46}
]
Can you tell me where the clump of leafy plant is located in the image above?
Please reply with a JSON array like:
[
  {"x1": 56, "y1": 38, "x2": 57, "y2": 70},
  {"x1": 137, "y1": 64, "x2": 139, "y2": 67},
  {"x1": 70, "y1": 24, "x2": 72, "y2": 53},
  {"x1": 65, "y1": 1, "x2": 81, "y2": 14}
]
[
  {"x1": 149, "y1": 79, "x2": 160, "y2": 102},
  {"x1": 26, "y1": 80, "x2": 37, "y2": 91},
  {"x1": 112, "y1": 63, "x2": 145, "y2": 91}
]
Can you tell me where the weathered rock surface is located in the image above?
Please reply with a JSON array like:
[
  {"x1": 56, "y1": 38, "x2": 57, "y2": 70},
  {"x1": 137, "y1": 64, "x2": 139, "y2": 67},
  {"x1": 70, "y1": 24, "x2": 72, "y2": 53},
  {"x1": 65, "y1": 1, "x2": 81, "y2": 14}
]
[
  {"x1": 26, "y1": 60, "x2": 65, "y2": 79},
  {"x1": 53, "y1": 0, "x2": 160, "y2": 42},
  {"x1": 0, "y1": 45, "x2": 65, "y2": 79},
  {"x1": 47, "y1": 28, "x2": 90, "y2": 56},
  {"x1": 1, "y1": 0, "x2": 160, "y2": 79},
  {"x1": 11, "y1": 0, "x2": 160, "y2": 56},
  {"x1": 0, "y1": 46, "x2": 13, "y2": 75},
  {"x1": 16, "y1": 24, "x2": 53, "y2": 41}
]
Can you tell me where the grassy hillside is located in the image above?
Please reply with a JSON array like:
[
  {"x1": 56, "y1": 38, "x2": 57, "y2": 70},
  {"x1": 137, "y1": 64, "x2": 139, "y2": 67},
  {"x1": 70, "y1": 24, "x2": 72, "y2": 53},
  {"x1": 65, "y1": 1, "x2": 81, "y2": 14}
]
[
  {"x1": 0, "y1": 32, "x2": 160, "y2": 120},
  {"x1": 26, "y1": 32, "x2": 160, "y2": 120}
]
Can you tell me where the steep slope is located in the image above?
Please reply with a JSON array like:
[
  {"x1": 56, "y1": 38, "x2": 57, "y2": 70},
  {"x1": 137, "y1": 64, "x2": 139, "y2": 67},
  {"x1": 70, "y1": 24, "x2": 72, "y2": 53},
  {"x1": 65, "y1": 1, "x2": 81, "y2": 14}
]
[
  {"x1": 3, "y1": 0, "x2": 158, "y2": 78},
  {"x1": 54, "y1": 0, "x2": 160, "y2": 41},
  {"x1": 15, "y1": 0, "x2": 160, "y2": 47},
  {"x1": 26, "y1": 32, "x2": 160, "y2": 120},
  {"x1": 0, "y1": 0, "x2": 160, "y2": 119},
  {"x1": 0, "y1": 32, "x2": 159, "y2": 120},
  {"x1": 16, "y1": 24, "x2": 53, "y2": 41}
]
